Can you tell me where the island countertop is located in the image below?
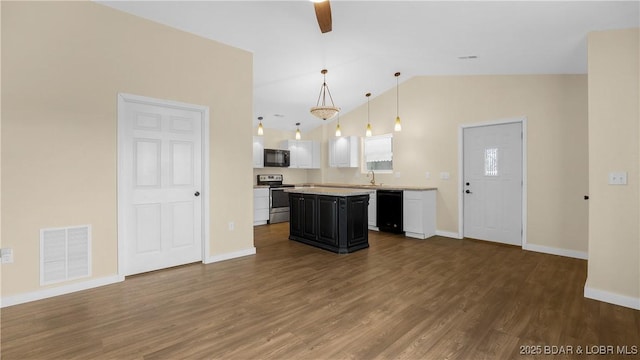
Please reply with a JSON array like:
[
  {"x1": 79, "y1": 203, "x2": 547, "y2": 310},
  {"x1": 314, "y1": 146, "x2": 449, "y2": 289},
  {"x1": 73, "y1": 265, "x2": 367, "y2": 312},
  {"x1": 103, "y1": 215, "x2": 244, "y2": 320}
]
[
  {"x1": 296, "y1": 183, "x2": 437, "y2": 191},
  {"x1": 284, "y1": 186, "x2": 374, "y2": 196}
]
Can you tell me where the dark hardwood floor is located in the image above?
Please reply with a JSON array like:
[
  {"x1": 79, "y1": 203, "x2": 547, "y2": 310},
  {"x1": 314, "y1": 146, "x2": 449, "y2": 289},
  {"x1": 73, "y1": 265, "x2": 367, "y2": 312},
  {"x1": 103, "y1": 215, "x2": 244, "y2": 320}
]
[{"x1": 2, "y1": 223, "x2": 639, "y2": 359}]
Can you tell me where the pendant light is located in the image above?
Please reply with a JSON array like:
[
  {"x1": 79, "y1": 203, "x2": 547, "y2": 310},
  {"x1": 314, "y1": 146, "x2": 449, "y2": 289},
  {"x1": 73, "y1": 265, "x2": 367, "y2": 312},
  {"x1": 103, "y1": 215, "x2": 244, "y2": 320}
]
[
  {"x1": 394, "y1": 72, "x2": 402, "y2": 132},
  {"x1": 257, "y1": 116, "x2": 264, "y2": 136},
  {"x1": 335, "y1": 113, "x2": 342, "y2": 137},
  {"x1": 365, "y1": 92, "x2": 372, "y2": 137},
  {"x1": 295, "y1": 122, "x2": 301, "y2": 140},
  {"x1": 310, "y1": 69, "x2": 340, "y2": 120}
]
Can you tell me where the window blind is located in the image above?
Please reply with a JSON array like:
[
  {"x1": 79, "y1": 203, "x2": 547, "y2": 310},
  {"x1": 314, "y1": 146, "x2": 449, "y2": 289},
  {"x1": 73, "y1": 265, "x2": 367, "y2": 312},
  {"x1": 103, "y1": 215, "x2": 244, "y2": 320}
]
[{"x1": 364, "y1": 134, "x2": 392, "y2": 162}]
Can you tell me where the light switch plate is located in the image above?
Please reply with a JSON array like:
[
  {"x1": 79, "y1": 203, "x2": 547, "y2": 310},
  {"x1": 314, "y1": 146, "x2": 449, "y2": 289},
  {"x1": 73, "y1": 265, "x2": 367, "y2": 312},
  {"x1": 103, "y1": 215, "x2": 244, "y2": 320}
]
[
  {"x1": 608, "y1": 172, "x2": 628, "y2": 185},
  {"x1": 425, "y1": 171, "x2": 431, "y2": 179},
  {"x1": 1, "y1": 248, "x2": 14, "y2": 264},
  {"x1": 394, "y1": 172, "x2": 401, "y2": 178}
]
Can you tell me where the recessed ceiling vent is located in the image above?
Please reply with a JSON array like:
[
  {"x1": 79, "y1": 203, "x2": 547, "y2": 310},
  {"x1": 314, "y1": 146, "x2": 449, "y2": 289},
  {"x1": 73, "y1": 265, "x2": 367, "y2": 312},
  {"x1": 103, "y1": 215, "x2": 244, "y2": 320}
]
[{"x1": 40, "y1": 225, "x2": 91, "y2": 285}]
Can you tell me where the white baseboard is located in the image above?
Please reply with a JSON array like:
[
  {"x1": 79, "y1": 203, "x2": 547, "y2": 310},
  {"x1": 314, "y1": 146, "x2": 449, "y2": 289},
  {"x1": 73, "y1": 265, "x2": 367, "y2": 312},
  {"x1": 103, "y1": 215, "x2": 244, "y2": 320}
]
[
  {"x1": 436, "y1": 230, "x2": 462, "y2": 239},
  {"x1": 405, "y1": 231, "x2": 428, "y2": 239},
  {"x1": 204, "y1": 247, "x2": 256, "y2": 264},
  {"x1": 523, "y1": 243, "x2": 588, "y2": 260},
  {"x1": 1, "y1": 274, "x2": 124, "y2": 308},
  {"x1": 584, "y1": 285, "x2": 640, "y2": 310}
]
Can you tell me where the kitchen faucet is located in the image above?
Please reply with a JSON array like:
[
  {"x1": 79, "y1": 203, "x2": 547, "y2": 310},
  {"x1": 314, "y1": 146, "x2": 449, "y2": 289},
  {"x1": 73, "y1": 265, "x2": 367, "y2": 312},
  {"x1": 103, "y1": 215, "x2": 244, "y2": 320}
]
[{"x1": 368, "y1": 170, "x2": 376, "y2": 185}]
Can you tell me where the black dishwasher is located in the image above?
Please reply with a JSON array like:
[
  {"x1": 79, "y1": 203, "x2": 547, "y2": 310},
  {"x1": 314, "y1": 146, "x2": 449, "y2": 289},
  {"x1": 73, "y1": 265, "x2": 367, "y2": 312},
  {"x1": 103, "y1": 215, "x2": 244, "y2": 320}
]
[{"x1": 376, "y1": 190, "x2": 404, "y2": 234}]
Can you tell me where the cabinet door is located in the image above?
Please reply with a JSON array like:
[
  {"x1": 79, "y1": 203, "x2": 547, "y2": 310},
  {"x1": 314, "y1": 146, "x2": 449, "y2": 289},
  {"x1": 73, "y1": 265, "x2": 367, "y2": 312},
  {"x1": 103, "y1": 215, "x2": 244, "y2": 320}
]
[
  {"x1": 302, "y1": 194, "x2": 317, "y2": 239},
  {"x1": 403, "y1": 190, "x2": 437, "y2": 239},
  {"x1": 329, "y1": 137, "x2": 355, "y2": 167},
  {"x1": 311, "y1": 141, "x2": 321, "y2": 169},
  {"x1": 403, "y1": 198, "x2": 423, "y2": 234},
  {"x1": 253, "y1": 188, "x2": 269, "y2": 224},
  {"x1": 368, "y1": 192, "x2": 377, "y2": 228},
  {"x1": 289, "y1": 193, "x2": 304, "y2": 237},
  {"x1": 328, "y1": 138, "x2": 337, "y2": 167},
  {"x1": 317, "y1": 196, "x2": 338, "y2": 245},
  {"x1": 335, "y1": 137, "x2": 349, "y2": 167},
  {"x1": 347, "y1": 196, "x2": 369, "y2": 246},
  {"x1": 252, "y1": 136, "x2": 264, "y2": 168},
  {"x1": 296, "y1": 141, "x2": 313, "y2": 168}
]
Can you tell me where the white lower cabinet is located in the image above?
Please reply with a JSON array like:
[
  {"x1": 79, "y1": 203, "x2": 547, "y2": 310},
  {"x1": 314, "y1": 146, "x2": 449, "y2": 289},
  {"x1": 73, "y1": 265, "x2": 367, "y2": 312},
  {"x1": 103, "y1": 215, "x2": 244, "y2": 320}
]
[
  {"x1": 368, "y1": 191, "x2": 378, "y2": 230},
  {"x1": 403, "y1": 190, "x2": 436, "y2": 239},
  {"x1": 253, "y1": 188, "x2": 269, "y2": 226}
]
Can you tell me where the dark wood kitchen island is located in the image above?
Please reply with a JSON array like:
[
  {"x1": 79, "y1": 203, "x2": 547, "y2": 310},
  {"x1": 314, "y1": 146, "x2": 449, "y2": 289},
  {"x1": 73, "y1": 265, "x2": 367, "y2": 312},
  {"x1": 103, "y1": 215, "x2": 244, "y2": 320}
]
[{"x1": 285, "y1": 187, "x2": 373, "y2": 254}]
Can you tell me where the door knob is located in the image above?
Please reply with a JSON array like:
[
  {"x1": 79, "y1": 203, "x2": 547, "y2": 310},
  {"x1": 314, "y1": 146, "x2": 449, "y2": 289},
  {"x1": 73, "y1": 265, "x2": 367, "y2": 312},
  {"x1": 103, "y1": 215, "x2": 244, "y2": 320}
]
[
  {"x1": 465, "y1": 189, "x2": 472, "y2": 194},
  {"x1": 194, "y1": 191, "x2": 200, "y2": 197}
]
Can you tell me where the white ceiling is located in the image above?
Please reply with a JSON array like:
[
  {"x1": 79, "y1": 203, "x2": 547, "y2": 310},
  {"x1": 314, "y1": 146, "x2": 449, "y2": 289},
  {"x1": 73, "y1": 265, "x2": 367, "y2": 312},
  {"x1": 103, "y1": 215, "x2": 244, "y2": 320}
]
[{"x1": 98, "y1": 1, "x2": 639, "y2": 132}]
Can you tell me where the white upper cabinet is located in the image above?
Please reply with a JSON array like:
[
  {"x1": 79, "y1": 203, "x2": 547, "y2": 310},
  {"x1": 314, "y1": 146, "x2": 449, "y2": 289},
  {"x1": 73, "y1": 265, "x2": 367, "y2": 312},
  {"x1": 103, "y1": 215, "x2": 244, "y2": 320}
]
[
  {"x1": 329, "y1": 136, "x2": 360, "y2": 168},
  {"x1": 253, "y1": 136, "x2": 264, "y2": 168},
  {"x1": 280, "y1": 140, "x2": 320, "y2": 169}
]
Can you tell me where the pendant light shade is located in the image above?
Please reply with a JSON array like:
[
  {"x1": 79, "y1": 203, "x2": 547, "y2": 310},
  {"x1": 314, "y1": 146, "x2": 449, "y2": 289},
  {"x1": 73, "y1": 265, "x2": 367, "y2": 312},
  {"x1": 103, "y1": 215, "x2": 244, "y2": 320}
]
[
  {"x1": 394, "y1": 72, "x2": 402, "y2": 132},
  {"x1": 335, "y1": 114, "x2": 342, "y2": 137},
  {"x1": 365, "y1": 92, "x2": 372, "y2": 137},
  {"x1": 257, "y1": 116, "x2": 264, "y2": 136},
  {"x1": 295, "y1": 122, "x2": 301, "y2": 140},
  {"x1": 310, "y1": 69, "x2": 340, "y2": 120}
]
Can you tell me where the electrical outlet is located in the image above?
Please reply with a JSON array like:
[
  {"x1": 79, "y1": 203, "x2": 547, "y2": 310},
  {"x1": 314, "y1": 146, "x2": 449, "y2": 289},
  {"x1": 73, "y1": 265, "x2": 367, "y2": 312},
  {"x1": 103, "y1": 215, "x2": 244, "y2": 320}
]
[
  {"x1": 425, "y1": 171, "x2": 431, "y2": 179},
  {"x1": 228, "y1": 222, "x2": 235, "y2": 231},
  {"x1": 394, "y1": 172, "x2": 401, "y2": 178},
  {"x1": 1, "y1": 248, "x2": 14, "y2": 264},
  {"x1": 608, "y1": 172, "x2": 628, "y2": 185},
  {"x1": 440, "y1": 172, "x2": 450, "y2": 180}
]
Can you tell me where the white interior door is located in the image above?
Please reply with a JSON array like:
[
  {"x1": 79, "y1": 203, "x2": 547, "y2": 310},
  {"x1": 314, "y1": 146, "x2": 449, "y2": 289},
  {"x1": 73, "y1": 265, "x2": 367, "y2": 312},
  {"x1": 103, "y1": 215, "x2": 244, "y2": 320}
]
[
  {"x1": 121, "y1": 98, "x2": 203, "y2": 275},
  {"x1": 463, "y1": 122, "x2": 522, "y2": 245}
]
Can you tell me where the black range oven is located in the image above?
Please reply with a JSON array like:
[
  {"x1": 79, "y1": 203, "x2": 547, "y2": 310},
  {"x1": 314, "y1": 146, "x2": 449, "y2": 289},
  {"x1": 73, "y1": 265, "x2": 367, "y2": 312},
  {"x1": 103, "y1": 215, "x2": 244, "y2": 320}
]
[{"x1": 256, "y1": 174, "x2": 295, "y2": 224}]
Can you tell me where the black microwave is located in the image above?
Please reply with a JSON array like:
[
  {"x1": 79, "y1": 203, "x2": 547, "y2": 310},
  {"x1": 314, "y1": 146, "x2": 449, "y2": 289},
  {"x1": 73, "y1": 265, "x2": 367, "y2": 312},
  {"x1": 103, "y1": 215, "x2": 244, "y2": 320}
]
[{"x1": 264, "y1": 149, "x2": 290, "y2": 167}]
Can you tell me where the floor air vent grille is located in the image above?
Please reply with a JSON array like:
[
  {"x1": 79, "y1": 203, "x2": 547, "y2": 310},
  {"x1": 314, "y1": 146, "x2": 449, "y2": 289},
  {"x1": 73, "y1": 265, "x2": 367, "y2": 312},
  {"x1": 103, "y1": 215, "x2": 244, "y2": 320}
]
[{"x1": 40, "y1": 225, "x2": 91, "y2": 285}]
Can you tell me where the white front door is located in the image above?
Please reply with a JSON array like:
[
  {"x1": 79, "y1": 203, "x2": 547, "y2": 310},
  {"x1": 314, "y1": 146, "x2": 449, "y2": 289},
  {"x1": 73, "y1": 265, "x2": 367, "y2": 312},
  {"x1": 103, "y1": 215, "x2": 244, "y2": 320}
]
[
  {"x1": 120, "y1": 96, "x2": 204, "y2": 275},
  {"x1": 463, "y1": 122, "x2": 522, "y2": 245}
]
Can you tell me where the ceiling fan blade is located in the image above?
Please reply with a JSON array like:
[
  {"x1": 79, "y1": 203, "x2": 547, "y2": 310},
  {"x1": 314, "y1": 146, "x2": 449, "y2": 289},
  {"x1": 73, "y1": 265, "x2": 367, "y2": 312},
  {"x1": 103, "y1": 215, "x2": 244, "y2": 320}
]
[{"x1": 314, "y1": 1, "x2": 332, "y2": 33}]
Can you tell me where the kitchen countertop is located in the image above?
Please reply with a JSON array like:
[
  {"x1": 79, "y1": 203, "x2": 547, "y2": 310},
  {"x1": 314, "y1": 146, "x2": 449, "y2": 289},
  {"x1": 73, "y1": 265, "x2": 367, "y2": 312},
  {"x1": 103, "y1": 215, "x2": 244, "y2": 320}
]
[
  {"x1": 284, "y1": 186, "x2": 375, "y2": 196},
  {"x1": 297, "y1": 183, "x2": 437, "y2": 191},
  {"x1": 253, "y1": 185, "x2": 270, "y2": 189}
]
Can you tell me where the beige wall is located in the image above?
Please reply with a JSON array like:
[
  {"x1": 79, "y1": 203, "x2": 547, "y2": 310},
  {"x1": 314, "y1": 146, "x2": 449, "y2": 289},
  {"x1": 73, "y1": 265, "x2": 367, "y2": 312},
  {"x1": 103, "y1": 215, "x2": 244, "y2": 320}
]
[
  {"x1": 586, "y1": 28, "x2": 640, "y2": 303},
  {"x1": 318, "y1": 75, "x2": 589, "y2": 254},
  {"x1": 1, "y1": 2, "x2": 253, "y2": 296}
]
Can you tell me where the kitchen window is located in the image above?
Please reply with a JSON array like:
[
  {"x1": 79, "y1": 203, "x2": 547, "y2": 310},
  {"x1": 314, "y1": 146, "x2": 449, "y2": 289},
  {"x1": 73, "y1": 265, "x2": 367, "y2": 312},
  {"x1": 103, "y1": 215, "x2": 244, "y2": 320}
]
[{"x1": 363, "y1": 133, "x2": 393, "y2": 172}]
